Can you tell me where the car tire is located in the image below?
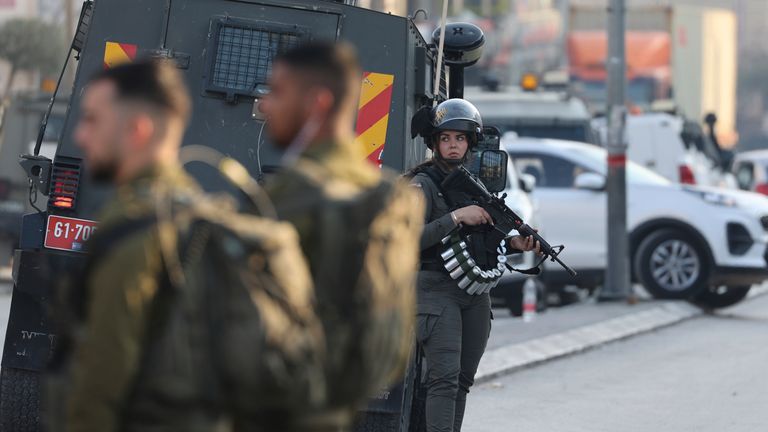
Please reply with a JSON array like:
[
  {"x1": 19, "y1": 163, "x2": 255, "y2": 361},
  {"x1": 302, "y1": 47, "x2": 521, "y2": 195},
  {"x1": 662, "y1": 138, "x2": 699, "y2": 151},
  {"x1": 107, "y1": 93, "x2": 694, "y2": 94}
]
[
  {"x1": 0, "y1": 367, "x2": 41, "y2": 432},
  {"x1": 504, "y1": 287, "x2": 523, "y2": 317},
  {"x1": 692, "y1": 285, "x2": 751, "y2": 309},
  {"x1": 634, "y1": 229, "x2": 709, "y2": 299}
]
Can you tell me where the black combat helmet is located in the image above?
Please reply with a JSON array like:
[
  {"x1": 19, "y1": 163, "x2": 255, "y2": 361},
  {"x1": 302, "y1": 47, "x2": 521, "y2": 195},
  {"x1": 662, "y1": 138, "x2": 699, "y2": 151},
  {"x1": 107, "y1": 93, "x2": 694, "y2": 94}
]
[
  {"x1": 410, "y1": 98, "x2": 483, "y2": 150},
  {"x1": 431, "y1": 98, "x2": 483, "y2": 140}
]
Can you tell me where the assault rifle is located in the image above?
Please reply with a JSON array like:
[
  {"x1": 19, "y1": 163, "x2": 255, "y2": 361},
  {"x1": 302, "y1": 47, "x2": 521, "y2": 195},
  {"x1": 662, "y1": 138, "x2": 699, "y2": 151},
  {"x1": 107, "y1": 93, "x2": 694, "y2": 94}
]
[{"x1": 442, "y1": 166, "x2": 578, "y2": 277}]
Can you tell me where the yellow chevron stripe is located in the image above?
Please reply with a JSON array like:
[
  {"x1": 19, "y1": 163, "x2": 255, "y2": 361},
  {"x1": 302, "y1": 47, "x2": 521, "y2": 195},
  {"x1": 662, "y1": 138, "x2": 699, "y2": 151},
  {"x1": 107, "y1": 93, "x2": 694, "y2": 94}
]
[
  {"x1": 104, "y1": 42, "x2": 132, "y2": 68},
  {"x1": 354, "y1": 114, "x2": 390, "y2": 156},
  {"x1": 358, "y1": 73, "x2": 394, "y2": 109}
]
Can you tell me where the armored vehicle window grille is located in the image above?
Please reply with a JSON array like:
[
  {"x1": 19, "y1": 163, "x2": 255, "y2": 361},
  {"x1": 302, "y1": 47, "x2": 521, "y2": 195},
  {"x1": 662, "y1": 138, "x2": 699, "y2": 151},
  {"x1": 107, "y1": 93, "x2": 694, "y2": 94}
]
[{"x1": 206, "y1": 19, "x2": 305, "y2": 101}]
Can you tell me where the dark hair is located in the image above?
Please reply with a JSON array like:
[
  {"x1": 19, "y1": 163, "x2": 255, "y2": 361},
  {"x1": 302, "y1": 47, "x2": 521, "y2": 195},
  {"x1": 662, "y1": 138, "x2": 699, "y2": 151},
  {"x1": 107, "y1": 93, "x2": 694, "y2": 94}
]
[
  {"x1": 273, "y1": 41, "x2": 361, "y2": 114},
  {"x1": 89, "y1": 59, "x2": 191, "y2": 125}
]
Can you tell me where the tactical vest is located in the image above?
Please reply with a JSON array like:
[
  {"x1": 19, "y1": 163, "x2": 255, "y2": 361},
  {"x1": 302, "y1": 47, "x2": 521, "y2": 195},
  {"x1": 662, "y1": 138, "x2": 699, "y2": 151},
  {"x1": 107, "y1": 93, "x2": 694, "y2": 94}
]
[{"x1": 411, "y1": 164, "x2": 509, "y2": 295}]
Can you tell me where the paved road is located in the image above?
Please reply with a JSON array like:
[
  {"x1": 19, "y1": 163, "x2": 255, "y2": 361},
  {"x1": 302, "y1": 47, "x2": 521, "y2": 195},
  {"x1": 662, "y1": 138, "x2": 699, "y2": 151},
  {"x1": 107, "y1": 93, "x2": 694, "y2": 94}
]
[{"x1": 464, "y1": 293, "x2": 768, "y2": 432}]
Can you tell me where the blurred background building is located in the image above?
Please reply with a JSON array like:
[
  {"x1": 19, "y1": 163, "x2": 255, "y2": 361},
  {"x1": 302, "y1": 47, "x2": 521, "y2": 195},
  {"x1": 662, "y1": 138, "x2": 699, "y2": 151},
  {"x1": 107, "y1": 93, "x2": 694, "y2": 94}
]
[{"x1": 0, "y1": 0, "x2": 765, "y2": 150}]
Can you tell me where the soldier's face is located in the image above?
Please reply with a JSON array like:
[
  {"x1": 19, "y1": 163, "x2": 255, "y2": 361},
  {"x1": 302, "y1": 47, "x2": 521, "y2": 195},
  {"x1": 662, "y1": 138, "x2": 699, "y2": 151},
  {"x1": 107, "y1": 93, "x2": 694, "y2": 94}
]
[
  {"x1": 75, "y1": 81, "x2": 126, "y2": 182},
  {"x1": 436, "y1": 131, "x2": 469, "y2": 161},
  {"x1": 260, "y1": 63, "x2": 310, "y2": 148}
]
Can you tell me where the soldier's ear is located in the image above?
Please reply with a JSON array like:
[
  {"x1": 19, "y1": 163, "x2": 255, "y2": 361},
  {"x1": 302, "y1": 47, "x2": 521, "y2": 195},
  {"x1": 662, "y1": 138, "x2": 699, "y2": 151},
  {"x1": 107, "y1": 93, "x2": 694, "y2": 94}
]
[
  {"x1": 307, "y1": 86, "x2": 334, "y2": 116},
  {"x1": 128, "y1": 114, "x2": 156, "y2": 149}
]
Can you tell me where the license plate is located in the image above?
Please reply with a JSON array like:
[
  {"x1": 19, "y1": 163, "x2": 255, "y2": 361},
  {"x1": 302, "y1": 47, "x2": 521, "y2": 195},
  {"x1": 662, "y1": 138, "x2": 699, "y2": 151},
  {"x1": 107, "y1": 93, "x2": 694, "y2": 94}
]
[{"x1": 44, "y1": 215, "x2": 98, "y2": 253}]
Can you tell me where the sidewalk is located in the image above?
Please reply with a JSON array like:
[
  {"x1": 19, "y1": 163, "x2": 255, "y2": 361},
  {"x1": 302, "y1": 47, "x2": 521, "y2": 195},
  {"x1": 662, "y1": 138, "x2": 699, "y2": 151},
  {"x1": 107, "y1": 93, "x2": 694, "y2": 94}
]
[{"x1": 478, "y1": 283, "x2": 768, "y2": 383}]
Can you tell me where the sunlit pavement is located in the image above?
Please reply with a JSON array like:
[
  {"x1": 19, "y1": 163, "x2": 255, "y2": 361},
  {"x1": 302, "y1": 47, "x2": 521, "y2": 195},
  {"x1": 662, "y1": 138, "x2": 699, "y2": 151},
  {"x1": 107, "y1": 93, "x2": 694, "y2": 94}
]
[{"x1": 464, "y1": 292, "x2": 768, "y2": 432}]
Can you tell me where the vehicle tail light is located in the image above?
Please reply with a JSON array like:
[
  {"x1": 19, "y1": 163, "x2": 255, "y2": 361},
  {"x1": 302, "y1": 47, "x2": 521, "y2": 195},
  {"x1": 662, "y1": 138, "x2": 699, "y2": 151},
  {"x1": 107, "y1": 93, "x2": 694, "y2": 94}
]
[
  {"x1": 678, "y1": 165, "x2": 696, "y2": 185},
  {"x1": 755, "y1": 183, "x2": 768, "y2": 196},
  {"x1": 48, "y1": 160, "x2": 81, "y2": 211}
]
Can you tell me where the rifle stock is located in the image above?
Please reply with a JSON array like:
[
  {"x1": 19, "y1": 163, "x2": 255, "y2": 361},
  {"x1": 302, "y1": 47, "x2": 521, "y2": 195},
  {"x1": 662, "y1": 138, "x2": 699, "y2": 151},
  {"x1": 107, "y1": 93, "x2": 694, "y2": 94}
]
[{"x1": 442, "y1": 167, "x2": 578, "y2": 277}]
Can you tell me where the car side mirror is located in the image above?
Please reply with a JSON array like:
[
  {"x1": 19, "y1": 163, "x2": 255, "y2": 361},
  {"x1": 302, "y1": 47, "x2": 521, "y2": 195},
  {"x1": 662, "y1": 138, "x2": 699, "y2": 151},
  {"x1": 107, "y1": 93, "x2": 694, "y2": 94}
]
[
  {"x1": 519, "y1": 173, "x2": 536, "y2": 193},
  {"x1": 479, "y1": 150, "x2": 508, "y2": 193},
  {"x1": 574, "y1": 172, "x2": 605, "y2": 191}
]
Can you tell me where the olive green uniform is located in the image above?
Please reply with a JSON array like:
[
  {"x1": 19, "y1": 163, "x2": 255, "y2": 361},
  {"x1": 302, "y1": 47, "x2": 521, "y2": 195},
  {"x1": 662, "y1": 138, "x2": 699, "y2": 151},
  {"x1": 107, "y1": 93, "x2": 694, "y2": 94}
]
[
  {"x1": 266, "y1": 140, "x2": 423, "y2": 430},
  {"x1": 411, "y1": 168, "x2": 492, "y2": 432},
  {"x1": 64, "y1": 164, "x2": 202, "y2": 432}
]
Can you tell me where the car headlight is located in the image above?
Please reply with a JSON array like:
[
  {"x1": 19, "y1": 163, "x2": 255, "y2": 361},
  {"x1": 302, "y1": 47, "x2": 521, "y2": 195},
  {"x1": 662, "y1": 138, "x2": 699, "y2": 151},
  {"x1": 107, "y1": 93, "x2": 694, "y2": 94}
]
[{"x1": 685, "y1": 189, "x2": 738, "y2": 208}]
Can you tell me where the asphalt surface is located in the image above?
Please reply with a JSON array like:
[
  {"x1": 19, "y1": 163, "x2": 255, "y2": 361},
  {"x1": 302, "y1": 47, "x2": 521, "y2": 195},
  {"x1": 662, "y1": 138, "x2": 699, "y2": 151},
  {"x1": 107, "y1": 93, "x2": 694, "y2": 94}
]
[{"x1": 464, "y1": 293, "x2": 768, "y2": 432}]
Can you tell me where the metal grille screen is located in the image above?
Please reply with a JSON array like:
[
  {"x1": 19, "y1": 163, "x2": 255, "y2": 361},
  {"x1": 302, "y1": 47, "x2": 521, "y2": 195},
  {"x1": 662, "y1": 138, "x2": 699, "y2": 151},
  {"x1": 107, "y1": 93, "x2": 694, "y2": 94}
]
[{"x1": 211, "y1": 24, "x2": 300, "y2": 94}]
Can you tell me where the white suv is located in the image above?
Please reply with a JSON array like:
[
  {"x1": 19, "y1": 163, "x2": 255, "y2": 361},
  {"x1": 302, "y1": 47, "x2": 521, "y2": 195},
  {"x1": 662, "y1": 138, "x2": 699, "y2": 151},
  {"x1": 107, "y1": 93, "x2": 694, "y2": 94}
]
[
  {"x1": 488, "y1": 156, "x2": 546, "y2": 315},
  {"x1": 504, "y1": 137, "x2": 768, "y2": 308}
]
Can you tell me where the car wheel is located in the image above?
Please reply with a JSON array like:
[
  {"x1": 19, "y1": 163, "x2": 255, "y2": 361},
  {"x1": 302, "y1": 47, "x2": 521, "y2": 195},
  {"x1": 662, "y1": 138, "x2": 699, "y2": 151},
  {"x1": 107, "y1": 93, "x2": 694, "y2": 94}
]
[
  {"x1": 692, "y1": 285, "x2": 751, "y2": 309},
  {"x1": 634, "y1": 229, "x2": 709, "y2": 299},
  {"x1": 505, "y1": 290, "x2": 523, "y2": 317},
  {"x1": 0, "y1": 367, "x2": 41, "y2": 432}
]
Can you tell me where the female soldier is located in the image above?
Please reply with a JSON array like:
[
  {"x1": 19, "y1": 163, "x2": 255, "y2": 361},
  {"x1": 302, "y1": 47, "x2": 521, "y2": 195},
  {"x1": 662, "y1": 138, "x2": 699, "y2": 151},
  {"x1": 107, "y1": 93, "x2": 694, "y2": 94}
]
[{"x1": 409, "y1": 99, "x2": 539, "y2": 432}]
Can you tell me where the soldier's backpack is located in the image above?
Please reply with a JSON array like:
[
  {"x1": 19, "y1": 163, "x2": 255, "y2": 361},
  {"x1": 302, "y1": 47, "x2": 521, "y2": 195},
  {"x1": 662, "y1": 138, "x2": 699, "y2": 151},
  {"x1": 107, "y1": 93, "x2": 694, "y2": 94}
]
[
  {"x1": 56, "y1": 193, "x2": 326, "y2": 428},
  {"x1": 282, "y1": 159, "x2": 423, "y2": 408}
]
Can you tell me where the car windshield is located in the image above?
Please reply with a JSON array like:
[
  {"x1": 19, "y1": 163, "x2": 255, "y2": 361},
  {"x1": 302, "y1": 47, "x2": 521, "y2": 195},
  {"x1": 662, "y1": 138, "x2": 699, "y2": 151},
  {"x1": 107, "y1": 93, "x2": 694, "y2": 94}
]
[
  {"x1": 487, "y1": 122, "x2": 590, "y2": 143},
  {"x1": 568, "y1": 145, "x2": 671, "y2": 186},
  {"x1": 574, "y1": 79, "x2": 656, "y2": 108}
]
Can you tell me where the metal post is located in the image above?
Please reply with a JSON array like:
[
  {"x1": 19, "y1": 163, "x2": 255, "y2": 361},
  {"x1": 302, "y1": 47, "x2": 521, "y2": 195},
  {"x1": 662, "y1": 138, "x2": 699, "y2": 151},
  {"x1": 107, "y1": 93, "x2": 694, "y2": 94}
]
[
  {"x1": 64, "y1": 0, "x2": 76, "y2": 87},
  {"x1": 600, "y1": 0, "x2": 631, "y2": 301}
]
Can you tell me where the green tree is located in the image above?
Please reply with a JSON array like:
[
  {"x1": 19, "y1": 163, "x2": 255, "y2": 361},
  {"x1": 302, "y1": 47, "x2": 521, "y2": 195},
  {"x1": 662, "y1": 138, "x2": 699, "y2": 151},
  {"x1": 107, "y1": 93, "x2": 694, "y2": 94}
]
[
  {"x1": 0, "y1": 18, "x2": 65, "y2": 99},
  {"x1": 0, "y1": 17, "x2": 66, "y2": 134}
]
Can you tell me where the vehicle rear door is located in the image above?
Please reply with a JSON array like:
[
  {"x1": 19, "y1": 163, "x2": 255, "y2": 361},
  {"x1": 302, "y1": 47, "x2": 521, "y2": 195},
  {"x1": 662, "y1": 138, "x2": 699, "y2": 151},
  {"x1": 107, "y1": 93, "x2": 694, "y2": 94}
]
[{"x1": 163, "y1": 0, "x2": 342, "y2": 183}]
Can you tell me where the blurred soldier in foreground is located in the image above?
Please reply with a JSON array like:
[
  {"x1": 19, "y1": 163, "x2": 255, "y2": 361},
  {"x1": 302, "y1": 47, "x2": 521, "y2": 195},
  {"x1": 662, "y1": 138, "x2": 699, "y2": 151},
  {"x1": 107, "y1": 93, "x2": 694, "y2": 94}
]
[
  {"x1": 56, "y1": 60, "x2": 325, "y2": 432},
  {"x1": 259, "y1": 42, "x2": 423, "y2": 430},
  {"x1": 63, "y1": 60, "x2": 198, "y2": 432}
]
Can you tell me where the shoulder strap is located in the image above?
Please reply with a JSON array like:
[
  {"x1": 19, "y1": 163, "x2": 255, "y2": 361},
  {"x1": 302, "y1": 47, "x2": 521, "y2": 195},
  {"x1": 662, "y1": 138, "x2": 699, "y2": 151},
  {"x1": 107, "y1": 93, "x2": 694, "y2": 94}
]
[
  {"x1": 72, "y1": 215, "x2": 158, "y2": 320},
  {"x1": 414, "y1": 165, "x2": 456, "y2": 208},
  {"x1": 49, "y1": 214, "x2": 161, "y2": 373}
]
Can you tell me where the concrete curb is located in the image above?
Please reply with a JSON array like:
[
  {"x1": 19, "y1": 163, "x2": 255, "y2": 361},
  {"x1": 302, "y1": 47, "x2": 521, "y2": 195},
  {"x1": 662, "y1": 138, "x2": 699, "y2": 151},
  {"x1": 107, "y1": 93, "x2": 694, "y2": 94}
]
[{"x1": 476, "y1": 284, "x2": 768, "y2": 384}]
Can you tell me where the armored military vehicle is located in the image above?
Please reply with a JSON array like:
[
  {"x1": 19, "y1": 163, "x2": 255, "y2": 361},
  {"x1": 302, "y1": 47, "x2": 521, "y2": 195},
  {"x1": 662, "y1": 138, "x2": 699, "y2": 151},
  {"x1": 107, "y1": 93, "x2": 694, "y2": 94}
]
[{"x1": 0, "y1": 1, "x2": 499, "y2": 431}]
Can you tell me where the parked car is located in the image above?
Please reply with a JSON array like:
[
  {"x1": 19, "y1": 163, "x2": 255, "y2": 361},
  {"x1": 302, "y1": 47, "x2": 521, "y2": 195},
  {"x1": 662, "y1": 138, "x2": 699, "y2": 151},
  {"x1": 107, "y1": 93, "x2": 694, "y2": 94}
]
[
  {"x1": 592, "y1": 113, "x2": 735, "y2": 188},
  {"x1": 488, "y1": 156, "x2": 547, "y2": 315},
  {"x1": 732, "y1": 149, "x2": 768, "y2": 195},
  {"x1": 504, "y1": 137, "x2": 768, "y2": 308}
]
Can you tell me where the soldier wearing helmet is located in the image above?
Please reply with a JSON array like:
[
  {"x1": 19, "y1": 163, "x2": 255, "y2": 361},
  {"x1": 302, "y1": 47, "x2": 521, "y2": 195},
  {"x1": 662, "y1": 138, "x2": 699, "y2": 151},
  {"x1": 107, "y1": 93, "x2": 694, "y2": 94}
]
[{"x1": 408, "y1": 99, "x2": 539, "y2": 432}]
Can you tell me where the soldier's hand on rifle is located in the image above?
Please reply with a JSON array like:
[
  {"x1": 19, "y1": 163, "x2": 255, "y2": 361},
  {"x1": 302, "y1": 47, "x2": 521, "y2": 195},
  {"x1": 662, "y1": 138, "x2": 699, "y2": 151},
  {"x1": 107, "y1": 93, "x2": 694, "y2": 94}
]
[
  {"x1": 452, "y1": 205, "x2": 493, "y2": 226},
  {"x1": 508, "y1": 233, "x2": 542, "y2": 255}
]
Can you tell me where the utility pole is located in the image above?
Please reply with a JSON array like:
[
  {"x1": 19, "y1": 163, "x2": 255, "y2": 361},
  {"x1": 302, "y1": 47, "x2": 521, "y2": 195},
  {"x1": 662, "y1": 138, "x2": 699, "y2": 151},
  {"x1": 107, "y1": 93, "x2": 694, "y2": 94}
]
[
  {"x1": 600, "y1": 0, "x2": 631, "y2": 302},
  {"x1": 481, "y1": 0, "x2": 492, "y2": 17},
  {"x1": 63, "y1": 0, "x2": 76, "y2": 89}
]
